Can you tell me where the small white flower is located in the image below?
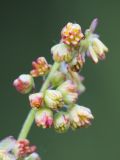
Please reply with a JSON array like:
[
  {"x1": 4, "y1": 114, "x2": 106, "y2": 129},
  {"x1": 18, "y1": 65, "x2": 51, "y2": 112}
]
[
  {"x1": 51, "y1": 43, "x2": 74, "y2": 62},
  {"x1": 69, "y1": 104, "x2": 94, "y2": 129}
]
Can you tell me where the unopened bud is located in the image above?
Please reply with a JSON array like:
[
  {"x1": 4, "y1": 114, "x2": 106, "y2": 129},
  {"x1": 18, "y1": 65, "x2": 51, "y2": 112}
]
[
  {"x1": 61, "y1": 22, "x2": 84, "y2": 47},
  {"x1": 57, "y1": 80, "x2": 78, "y2": 104},
  {"x1": 92, "y1": 38, "x2": 108, "y2": 59},
  {"x1": 69, "y1": 104, "x2": 94, "y2": 129},
  {"x1": 30, "y1": 57, "x2": 51, "y2": 77},
  {"x1": 68, "y1": 70, "x2": 86, "y2": 95},
  {"x1": 51, "y1": 43, "x2": 74, "y2": 62},
  {"x1": 16, "y1": 139, "x2": 36, "y2": 158},
  {"x1": 50, "y1": 71, "x2": 66, "y2": 87},
  {"x1": 29, "y1": 93, "x2": 44, "y2": 108},
  {"x1": 13, "y1": 74, "x2": 35, "y2": 94},
  {"x1": 35, "y1": 108, "x2": 53, "y2": 128},
  {"x1": 69, "y1": 54, "x2": 84, "y2": 72},
  {"x1": 44, "y1": 90, "x2": 64, "y2": 110},
  {"x1": 54, "y1": 111, "x2": 70, "y2": 133}
]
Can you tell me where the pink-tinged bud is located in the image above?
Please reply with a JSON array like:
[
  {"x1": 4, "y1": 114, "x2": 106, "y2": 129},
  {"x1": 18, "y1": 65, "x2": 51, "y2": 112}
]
[
  {"x1": 30, "y1": 57, "x2": 51, "y2": 77},
  {"x1": 68, "y1": 70, "x2": 86, "y2": 95},
  {"x1": 44, "y1": 90, "x2": 64, "y2": 110},
  {"x1": 61, "y1": 22, "x2": 84, "y2": 47},
  {"x1": 35, "y1": 108, "x2": 53, "y2": 128},
  {"x1": 16, "y1": 139, "x2": 36, "y2": 158},
  {"x1": 29, "y1": 93, "x2": 44, "y2": 108},
  {"x1": 51, "y1": 43, "x2": 74, "y2": 62},
  {"x1": 54, "y1": 111, "x2": 70, "y2": 133},
  {"x1": 13, "y1": 74, "x2": 35, "y2": 94},
  {"x1": 57, "y1": 80, "x2": 78, "y2": 104},
  {"x1": 69, "y1": 104, "x2": 94, "y2": 129}
]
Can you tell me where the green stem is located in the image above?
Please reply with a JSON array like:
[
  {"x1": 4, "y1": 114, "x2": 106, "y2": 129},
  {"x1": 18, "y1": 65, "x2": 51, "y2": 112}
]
[{"x1": 18, "y1": 62, "x2": 60, "y2": 140}]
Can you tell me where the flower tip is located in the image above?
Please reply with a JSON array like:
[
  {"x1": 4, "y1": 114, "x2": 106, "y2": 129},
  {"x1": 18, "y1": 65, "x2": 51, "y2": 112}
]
[
  {"x1": 29, "y1": 93, "x2": 44, "y2": 108},
  {"x1": 90, "y1": 18, "x2": 99, "y2": 33},
  {"x1": 35, "y1": 108, "x2": 53, "y2": 128},
  {"x1": 13, "y1": 74, "x2": 34, "y2": 94}
]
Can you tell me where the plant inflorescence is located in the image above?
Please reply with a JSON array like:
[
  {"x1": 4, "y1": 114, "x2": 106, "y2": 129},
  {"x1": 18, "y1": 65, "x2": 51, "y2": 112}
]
[{"x1": 0, "y1": 18, "x2": 108, "y2": 160}]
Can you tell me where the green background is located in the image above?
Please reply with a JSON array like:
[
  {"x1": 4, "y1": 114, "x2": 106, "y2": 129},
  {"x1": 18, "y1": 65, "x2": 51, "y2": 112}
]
[{"x1": 0, "y1": 0, "x2": 119, "y2": 160}]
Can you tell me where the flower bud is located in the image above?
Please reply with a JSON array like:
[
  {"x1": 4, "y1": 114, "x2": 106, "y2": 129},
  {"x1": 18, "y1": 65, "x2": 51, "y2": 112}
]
[
  {"x1": 92, "y1": 38, "x2": 108, "y2": 59},
  {"x1": 54, "y1": 111, "x2": 70, "y2": 133},
  {"x1": 83, "y1": 19, "x2": 108, "y2": 63},
  {"x1": 30, "y1": 57, "x2": 51, "y2": 77},
  {"x1": 16, "y1": 139, "x2": 36, "y2": 158},
  {"x1": 61, "y1": 22, "x2": 84, "y2": 47},
  {"x1": 35, "y1": 108, "x2": 53, "y2": 128},
  {"x1": 69, "y1": 104, "x2": 94, "y2": 129},
  {"x1": 13, "y1": 74, "x2": 35, "y2": 94},
  {"x1": 44, "y1": 90, "x2": 64, "y2": 110},
  {"x1": 25, "y1": 153, "x2": 41, "y2": 160},
  {"x1": 50, "y1": 71, "x2": 66, "y2": 87},
  {"x1": 68, "y1": 70, "x2": 86, "y2": 95},
  {"x1": 51, "y1": 43, "x2": 74, "y2": 62},
  {"x1": 69, "y1": 54, "x2": 84, "y2": 72},
  {"x1": 29, "y1": 93, "x2": 44, "y2": 108},
  {"x1": 57, "y1": 80, "x2": 78, "y2": 104}
]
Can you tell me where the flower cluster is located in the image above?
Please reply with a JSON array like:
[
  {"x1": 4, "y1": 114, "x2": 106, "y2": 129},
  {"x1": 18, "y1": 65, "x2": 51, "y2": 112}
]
[
  {"x1": 0, "y1": 137, "x2": 41, "y2": 160},
  {"x1": 13, "y1": 18, "x2": 108, "y2": 134}
]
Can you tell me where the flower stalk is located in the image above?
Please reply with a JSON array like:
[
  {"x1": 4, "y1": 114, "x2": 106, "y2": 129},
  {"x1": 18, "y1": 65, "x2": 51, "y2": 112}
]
[{"x1": 18, "y1": 62, "x2": 60, "y2": 140}]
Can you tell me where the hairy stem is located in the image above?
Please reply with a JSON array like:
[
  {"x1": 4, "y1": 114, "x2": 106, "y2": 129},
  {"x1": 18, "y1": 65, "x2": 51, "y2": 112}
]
[{"x1": 18, "y1": 62, "x2": 60, "y2": 140}]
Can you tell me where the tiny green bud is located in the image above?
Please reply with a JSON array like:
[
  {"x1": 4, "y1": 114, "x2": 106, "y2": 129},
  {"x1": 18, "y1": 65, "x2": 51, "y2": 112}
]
[
  {"x1": 35, "y1": 108, "x2": 53, "y2": 128},
  {"x1": 54, "y1": 111, "x2": 70, "y2": 133},
  {"x1": 50, "y1": 71, "x2": 66, "y2": 87},
  {"x1": 44, "y1": 90, "x2": 64, "y2": 110}
]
